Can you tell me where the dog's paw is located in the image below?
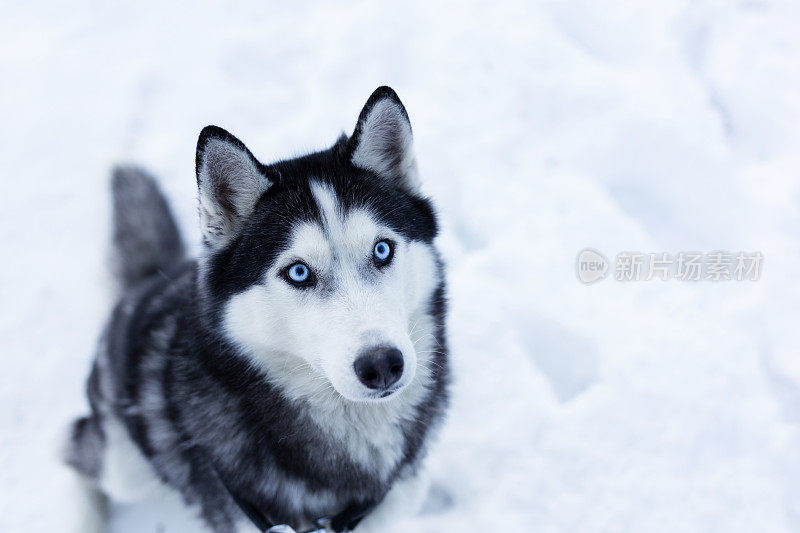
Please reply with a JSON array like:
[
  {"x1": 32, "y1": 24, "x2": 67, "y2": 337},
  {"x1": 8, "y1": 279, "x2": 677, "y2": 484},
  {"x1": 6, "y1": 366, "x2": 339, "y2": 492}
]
[{"x1": 61, "y1": 470, "x2": 108, "y2": 533}]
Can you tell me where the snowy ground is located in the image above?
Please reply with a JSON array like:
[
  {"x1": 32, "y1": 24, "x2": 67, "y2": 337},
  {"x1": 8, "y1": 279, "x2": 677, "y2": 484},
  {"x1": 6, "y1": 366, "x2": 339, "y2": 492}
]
[{"x1": 2, "y1": 1, "x2": 800, "y2": 531}]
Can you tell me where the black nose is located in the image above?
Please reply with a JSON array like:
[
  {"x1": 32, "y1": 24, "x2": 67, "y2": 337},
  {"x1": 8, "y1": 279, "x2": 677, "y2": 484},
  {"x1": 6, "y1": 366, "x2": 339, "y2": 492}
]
[{"x1": 353, "y1": 346, "x2": 404, "y2": 390}]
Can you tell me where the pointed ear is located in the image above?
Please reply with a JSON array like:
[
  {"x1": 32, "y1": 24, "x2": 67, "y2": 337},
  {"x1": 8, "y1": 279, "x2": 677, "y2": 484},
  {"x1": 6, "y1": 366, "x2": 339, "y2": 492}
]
[
  {"x1": 347, "y1": 86, "x2": 420, "y2": 191},
  {"x1": 195, "y1": 126, "x2": 272, "y2": 249}
]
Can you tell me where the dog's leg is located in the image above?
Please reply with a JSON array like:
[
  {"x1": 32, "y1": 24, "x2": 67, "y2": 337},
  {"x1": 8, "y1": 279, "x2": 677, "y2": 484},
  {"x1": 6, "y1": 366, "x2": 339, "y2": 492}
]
[
  {"x1": 61, "y1": 469, "x2": 109, "y2": 533},
  {"x1": 355, "y1": 470, "x2": 429, "y2": 532},
  {"x1": 62, "y1": 415, "x2": 108, "y2": 532}
]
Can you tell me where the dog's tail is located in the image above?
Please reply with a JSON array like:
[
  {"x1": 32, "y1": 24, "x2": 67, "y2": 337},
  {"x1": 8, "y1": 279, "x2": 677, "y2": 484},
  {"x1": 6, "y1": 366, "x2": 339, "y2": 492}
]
[{"x1": 111, "y1": 165, "x2": 185, "y2": 290}]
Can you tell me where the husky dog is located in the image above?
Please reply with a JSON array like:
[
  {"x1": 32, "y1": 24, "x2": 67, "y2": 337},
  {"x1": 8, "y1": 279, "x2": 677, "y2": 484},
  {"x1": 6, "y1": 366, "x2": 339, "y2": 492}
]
[{"x1": 64, "y1": 87, "x2": 449, "y2": 532}]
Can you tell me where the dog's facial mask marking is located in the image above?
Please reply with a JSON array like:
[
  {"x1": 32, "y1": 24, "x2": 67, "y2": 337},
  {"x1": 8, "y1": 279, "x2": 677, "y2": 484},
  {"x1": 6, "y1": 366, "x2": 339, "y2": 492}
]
[
  {"x1": 200, "y1": 88, "x2": 439, "y2": 402},
  {"x1": 223, "y1": 183, "x2": 438, "y2": 402}
]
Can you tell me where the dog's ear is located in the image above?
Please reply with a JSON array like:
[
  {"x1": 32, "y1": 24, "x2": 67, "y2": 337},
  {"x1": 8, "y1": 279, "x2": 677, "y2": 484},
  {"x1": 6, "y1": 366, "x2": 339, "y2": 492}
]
[
  {"x1": 195, "y1": 126, "x2": 272, "y2": 249},
  {"x1": 346, "y1": 86, "x2": 420, "y2": 191}
]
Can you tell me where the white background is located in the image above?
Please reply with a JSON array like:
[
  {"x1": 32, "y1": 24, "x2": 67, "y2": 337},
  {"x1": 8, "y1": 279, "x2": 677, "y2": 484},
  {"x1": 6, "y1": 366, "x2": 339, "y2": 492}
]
[{"x1": 2, "y1": 1, "x2": 800, "y2": 531}]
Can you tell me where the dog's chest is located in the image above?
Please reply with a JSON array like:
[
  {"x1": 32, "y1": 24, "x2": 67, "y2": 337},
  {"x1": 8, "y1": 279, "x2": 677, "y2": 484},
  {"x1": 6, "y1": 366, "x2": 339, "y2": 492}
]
[{"x1": 304, "y1": 392, "x2": 418, "y2": 479}]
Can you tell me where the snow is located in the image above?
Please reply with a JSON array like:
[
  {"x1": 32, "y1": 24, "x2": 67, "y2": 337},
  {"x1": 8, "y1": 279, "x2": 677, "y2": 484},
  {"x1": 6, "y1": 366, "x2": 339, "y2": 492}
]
[{"x1": 2, "y1": 0, "x2": 800, "y2": 531}]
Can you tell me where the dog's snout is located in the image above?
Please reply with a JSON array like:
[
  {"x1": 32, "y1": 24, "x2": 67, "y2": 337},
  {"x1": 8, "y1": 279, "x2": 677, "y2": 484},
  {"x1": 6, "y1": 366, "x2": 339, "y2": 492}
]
[{"x1": 353, "y1": 346, "x2": 404, "y2": 390}]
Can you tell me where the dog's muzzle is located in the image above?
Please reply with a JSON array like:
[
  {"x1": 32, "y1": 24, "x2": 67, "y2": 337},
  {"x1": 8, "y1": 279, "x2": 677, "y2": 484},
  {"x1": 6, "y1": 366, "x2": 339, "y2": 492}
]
[{"x1": 353, "y1": 345, "x2": 404, "y2": 392}]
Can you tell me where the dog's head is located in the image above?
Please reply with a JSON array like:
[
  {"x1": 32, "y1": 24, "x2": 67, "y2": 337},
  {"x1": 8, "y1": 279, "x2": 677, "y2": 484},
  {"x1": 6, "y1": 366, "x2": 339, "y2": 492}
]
[{"x1": 195, "y1": 87, "x2": 444, "y2": 403}]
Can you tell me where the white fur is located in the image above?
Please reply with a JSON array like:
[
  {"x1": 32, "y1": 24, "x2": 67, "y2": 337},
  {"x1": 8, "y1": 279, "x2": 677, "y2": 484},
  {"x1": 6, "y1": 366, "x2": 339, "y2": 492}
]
[
  {"x1": 351, "y1": 99, "x2": 421, "y2": 191},
  {"x1": 222, "y1": 182, "x2": 439, "y2": 475},
  {"x1": 98, "y1": 415, "x2": 171, "y2": 503},
  {"x1": 63, "y1": 470, "x2": 108, "y2": 533}
]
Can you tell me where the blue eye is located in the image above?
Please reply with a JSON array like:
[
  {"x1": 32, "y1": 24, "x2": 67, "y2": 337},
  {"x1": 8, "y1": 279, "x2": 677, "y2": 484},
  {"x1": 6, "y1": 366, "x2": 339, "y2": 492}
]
[
  {"x1": 373, "y1": 240, "x2": 393, "y2": 264},
  {"x1": 286, "y1": 263, "x2": 311, "y2": 285}
]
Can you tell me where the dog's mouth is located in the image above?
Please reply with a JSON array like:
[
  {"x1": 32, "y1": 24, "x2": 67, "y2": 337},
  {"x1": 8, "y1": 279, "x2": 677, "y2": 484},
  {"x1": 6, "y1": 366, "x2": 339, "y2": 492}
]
[
  {"x1": 327, "y1": 378, "x2": 409, "y2": 403},
  {"x1": 357, "y1": 383, "x2": 405, "y2": 402}
]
